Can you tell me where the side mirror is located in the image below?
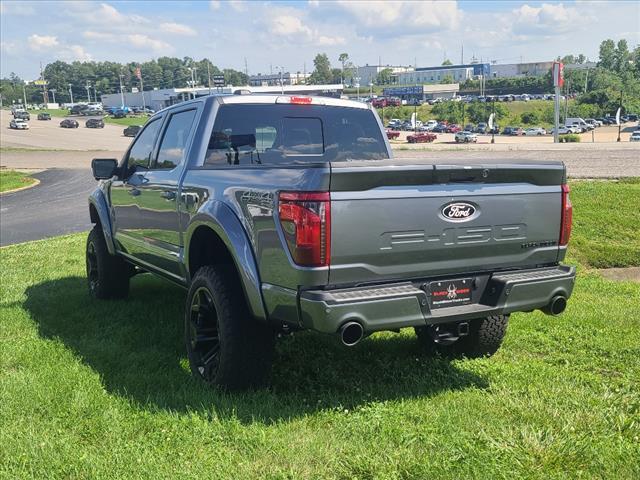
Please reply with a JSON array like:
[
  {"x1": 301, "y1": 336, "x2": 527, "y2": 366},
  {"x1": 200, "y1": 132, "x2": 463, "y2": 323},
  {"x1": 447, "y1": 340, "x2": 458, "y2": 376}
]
[{"x1": 91, "y1": 158, "x2": 118, "y2": 180}]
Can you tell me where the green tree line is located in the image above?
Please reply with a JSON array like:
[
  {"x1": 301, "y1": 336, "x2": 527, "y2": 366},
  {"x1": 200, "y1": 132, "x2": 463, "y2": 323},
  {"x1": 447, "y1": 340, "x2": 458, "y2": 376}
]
[{"x1": 0, "y1": 57, "x2": 248, "y2": 105}]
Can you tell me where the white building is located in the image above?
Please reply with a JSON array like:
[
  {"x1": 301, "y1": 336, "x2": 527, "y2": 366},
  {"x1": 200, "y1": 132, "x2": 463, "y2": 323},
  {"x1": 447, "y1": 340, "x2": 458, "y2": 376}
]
[
  {"x1": 397, "y1": 63, "x2": 490, "y2": 85},
  {"x1": 490, "y1": 61, "x2": 554, "y2": 78},
  {"x1": 355, "y1": 65, "x2": 414, "y2": 85},
  {"x1": 249, "y1": 72, "x2": 311, "y2": 87}
]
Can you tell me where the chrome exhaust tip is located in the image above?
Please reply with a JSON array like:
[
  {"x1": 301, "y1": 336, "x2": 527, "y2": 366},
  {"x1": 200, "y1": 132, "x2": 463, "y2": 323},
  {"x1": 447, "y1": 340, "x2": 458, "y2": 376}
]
[{"x1": 340, "y1": 321, "x2": 364, "y2": 347}]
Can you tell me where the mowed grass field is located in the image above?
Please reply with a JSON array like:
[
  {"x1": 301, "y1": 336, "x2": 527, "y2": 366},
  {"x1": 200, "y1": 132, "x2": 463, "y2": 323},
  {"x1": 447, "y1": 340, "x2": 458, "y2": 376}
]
[{"x1": 1, "y1": 181, "x2": 639, "y2": 478}]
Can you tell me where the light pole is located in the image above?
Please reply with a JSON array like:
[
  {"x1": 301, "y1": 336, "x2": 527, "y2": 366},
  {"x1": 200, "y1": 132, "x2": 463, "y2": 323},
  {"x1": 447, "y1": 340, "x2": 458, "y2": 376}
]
[
  {"x1": 85, "y1": 81, "x2": 91, "y2": 102},
  {"x1": 22, "y1": 82, "x2": 27, "y2": 108},
  {"x1": 491, "y1": 98, "x2": 495, "y2": 144},
  {"x1": 119, "y1": 74, "x2": 125, "y2": 107},
  {"x1": 617, "y1": 90, "x2": 623, "y2": 143},
  {"x1": 355, "y1": 76, "x2": 361, "y2": 101},
  {"x1": 276, "y1": 66, "x2": 285, "y2": 94},
  {"x1": 68, "y1": 84, "x2": 74, "y2": 104},
  {"x1": 50, "y1": 89, "x2": 56, "y2": 105}
]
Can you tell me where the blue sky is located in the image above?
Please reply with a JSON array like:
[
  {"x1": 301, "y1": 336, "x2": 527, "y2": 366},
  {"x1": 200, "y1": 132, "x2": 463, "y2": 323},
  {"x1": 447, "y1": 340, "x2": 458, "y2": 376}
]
[{"x1": 1, "y1": 0, "x2": 638, "y2": 79}]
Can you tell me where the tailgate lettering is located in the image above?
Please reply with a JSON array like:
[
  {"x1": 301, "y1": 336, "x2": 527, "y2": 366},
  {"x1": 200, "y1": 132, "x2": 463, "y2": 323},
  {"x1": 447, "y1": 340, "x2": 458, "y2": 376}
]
[{"x1": 379, "y1": 223, "x2": 527, "y2": 251}]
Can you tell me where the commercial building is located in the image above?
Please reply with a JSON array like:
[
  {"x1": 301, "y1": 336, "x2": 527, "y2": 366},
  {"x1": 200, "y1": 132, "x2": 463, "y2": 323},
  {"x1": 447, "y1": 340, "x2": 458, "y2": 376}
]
[
  {"x1": 490, "y1": 61, "x2": 554, "y2": 78},
  {"x1": 249, "y1": 72, "x2": 311, "y2": 87},
  {"x1": 100, "y1": 84, "x2": 344, "y2": 111},
  {"x1": 382, "y1": 84, "x2": 459, "y2": 102},
  {"x1": 355, "y1": 65, "x2": 414, "y2": 85},
  {"x1": 397, "y1": 63, "x2": 490, "y2": 85}
]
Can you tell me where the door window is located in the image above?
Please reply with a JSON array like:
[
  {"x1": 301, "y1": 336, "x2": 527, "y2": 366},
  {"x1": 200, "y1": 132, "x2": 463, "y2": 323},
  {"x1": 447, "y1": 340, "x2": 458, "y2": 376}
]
[
  {"x1": 153, "y1": 109, "x2": 197, "y2": 170},
  {"x1": 126, "y1": 119, "x2": 161, "y2": 174}
]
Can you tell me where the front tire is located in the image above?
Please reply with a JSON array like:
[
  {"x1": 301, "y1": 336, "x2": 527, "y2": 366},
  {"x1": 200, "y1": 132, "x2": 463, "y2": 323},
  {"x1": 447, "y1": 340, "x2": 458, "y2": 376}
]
[
  {"x1": 86, "y1": 225, "x2": 131, "y2": 299},
  {"x1": 185, "y1": 266, "x2": 275, "y2": 390},
  {"x1": 415, "y1": 315, "x2": 509, "y2": 358}
]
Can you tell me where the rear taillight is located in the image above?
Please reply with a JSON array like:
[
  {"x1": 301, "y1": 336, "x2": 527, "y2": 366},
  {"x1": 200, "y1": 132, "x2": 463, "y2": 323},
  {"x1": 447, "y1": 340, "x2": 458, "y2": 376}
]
[
  {"x1": 559, "y1": 184, "x2": 572, "y2": 246},
  {"x1": 278, "y1": 192, "x2": 330, "y2": 267}
]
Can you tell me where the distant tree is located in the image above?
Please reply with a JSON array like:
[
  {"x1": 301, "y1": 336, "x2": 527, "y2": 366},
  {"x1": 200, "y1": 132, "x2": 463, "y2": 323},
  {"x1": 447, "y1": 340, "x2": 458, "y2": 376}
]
[
  {"x1": 376, "y1": 68, "x2": 393, "y2": 85},
  {"x1": 520, "y1": 111, "x2": 539, "y2": 124},
  {"x1": 598, "y1": 39, "x2": 616, "y2": 70},
  {"x1": 338, "y1": 53, "x2": 349, "y2": 84},
  {"x1": 442, "y1": 59, "x2": 453, "y2": 66},
  {"x1": 440, "y1": 74, "x2": 454, "y2": 84},
  {"x1": 309, "y1": 53, "x2": 333, "y2": 85},
  {"x1": 614, "y1": 39, "x2": 630, "y2": 73}
]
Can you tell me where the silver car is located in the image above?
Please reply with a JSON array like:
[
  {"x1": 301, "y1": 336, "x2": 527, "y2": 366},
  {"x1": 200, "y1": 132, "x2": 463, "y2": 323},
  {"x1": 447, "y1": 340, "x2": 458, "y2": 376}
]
[{"x1": 9, "y1": 119, "x2": 29, "y2": 130}]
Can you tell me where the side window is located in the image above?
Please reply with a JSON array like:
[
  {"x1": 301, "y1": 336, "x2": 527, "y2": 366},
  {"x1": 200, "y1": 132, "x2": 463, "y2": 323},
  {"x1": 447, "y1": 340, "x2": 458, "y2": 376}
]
[
  {"x1": 126, "y1": 119, "x2": 161, "y2": 173},
  {"x1": 152, "y1": 109, "x2": 197, "y2": 170}
]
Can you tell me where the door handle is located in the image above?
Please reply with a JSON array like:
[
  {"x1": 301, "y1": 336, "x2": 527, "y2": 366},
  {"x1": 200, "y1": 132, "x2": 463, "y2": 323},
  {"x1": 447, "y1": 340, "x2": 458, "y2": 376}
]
[
  {"x1": 128, "y1": 188, "x2": 141, "y2": 196},
  {"x1": 161, "y1": 191, "x2": 176, "y2": 200}
]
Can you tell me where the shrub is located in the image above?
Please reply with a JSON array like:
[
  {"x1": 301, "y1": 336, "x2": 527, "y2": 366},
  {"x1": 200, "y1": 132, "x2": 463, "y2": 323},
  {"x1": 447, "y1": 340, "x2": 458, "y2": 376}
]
[
  {"x1": 559, "y1": 134, "x2": 581, "y2": 142},
  {"x1": 520, "y1": 111, "x2": 540, "y2": 124}
]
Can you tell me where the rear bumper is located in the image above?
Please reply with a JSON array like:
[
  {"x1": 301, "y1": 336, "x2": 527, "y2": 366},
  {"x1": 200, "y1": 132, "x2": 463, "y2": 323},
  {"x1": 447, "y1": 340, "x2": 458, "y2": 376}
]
[{"x1": 299, "y1": 265, "x2": 576, "y2": 334}]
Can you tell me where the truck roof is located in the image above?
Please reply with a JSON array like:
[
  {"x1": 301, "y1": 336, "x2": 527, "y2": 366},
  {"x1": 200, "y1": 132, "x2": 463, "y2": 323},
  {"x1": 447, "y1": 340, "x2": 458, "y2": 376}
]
[{"x1": 218, "y1": 94, "x2": 369, "y2": 109}]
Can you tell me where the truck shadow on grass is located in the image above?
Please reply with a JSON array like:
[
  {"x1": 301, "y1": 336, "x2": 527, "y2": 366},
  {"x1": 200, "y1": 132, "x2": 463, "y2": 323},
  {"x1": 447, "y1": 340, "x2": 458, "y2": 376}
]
[{"x1": 24, "y1": 274, "x2": 488, "y2": 424}]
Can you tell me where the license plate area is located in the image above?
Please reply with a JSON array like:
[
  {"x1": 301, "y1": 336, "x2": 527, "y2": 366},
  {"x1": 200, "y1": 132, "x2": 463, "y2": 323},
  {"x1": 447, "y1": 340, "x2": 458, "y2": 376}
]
[{"x1": 428, "y1": 278, "x2": 473, "y2": 309}]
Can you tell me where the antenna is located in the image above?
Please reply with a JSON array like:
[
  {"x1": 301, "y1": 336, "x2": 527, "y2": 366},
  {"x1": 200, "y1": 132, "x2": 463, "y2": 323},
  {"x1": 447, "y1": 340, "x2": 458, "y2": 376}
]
[{"x1": 461, "y1": 42, "x2": 464, "y2": 65}]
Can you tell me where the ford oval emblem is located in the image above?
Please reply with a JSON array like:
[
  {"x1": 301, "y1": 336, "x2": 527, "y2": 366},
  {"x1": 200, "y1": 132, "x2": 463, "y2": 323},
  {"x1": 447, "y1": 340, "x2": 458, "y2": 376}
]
[{"x1": 441, "y1": 202, "x2": 477, "y2": 222}]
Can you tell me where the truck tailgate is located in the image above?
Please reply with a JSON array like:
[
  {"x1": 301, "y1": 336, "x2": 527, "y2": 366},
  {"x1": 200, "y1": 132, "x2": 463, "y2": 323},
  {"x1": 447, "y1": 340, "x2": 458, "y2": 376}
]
[{"x1": 328, "y1": 161, "x2": 566, "y2": 286}]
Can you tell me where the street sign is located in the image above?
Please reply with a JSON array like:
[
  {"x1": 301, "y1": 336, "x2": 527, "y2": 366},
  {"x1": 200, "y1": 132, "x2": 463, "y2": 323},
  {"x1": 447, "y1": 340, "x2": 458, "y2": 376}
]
[
  {"x1": 552, "y1": 62, "x2": 564, "y2": 88},
  {"x1": 34, "y1": 80, "x2": 48, "y2": 86},
  {"x1": 213, "y1": 75, "x2": 225, "y2": 87}
]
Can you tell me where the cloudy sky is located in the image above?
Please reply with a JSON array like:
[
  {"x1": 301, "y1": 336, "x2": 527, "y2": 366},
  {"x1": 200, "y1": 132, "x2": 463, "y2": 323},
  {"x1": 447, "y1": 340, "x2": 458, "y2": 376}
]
[{"x1": 1, "y1": 0, "x2": 638, "y2": 79}]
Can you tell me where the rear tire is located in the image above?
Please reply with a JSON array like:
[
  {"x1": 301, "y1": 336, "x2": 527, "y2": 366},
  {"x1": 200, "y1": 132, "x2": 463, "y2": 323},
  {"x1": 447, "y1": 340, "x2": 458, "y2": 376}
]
[
  {"x1": 185, "y1": 266, "x2": 275, "y2": 391},
  {"x1": 415, "y1": 315, "x2": 509, "y2": 358},
  {"x1": 86, "y1": 225, "x2": 131, "y2": 299}
]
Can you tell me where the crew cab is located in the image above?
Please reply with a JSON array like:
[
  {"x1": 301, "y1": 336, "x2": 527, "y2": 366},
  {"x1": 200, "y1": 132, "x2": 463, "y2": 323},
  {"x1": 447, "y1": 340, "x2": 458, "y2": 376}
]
[{"x1": 87, "y1": 94, "x2": 576, "y2": 390}]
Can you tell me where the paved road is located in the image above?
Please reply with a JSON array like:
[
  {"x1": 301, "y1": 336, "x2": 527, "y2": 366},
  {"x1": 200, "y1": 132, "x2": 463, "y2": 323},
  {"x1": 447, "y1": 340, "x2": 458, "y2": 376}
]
[{"x1": 0, "y1": 169, "x2": 95, "y2": 246}]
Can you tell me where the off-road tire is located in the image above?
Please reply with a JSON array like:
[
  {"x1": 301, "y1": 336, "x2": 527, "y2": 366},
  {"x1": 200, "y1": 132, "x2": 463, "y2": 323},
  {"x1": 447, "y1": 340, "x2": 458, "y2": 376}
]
[
  {"x1": 86, "y1": 225, "x2": 131, "y2": 299},
  {"x1": 415, "y1": 314, "x2": 509, "y2": 358},
  {"x1": 185, "y1": 266, "x2": 275, "y2": 391}
]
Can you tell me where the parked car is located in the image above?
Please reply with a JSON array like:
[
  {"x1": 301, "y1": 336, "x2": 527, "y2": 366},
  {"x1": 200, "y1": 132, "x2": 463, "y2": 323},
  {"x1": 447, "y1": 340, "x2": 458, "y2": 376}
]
[
  {"x1": 585, "y1": 118, "x2": 600, "y2": 128},
  {"x1": 423, "y1": 120, "x2": 438, "y2": 131},
  {"x1": 9, "y1": 119, "x2": 29, "y2": 130},
  {"x1": 406, "y1": 132, "x2": 437, "y2": 143},
  {"x1": 502, "y1": 126, "x2": 523, "y2": 136},
  {"x1": 70, "y1": 104, "x2": 89, "y2": 115},
  {"x1": 112, "y1": 109, "x2": 128, "y2": 119},
  {"x1": 464, "y1": 124, "x2": 475, "y2": 132},
  {"x1": 454, "y1": 131, "x2": 478, "y2": 143},
  {"x1": 14, "y1": 111, "x2": 30, "y2": 121},
  {"x1": 123, "y1": 125, "x2": 142, "y2": 137},
  {"x1": 551, "y1": 126, "x2": 573, "y2": 135},
  {"x1": 475, "y1": 122, "x2": 487, "y2": 133},
  {"x1": 37, "y1": 112, "x2": 51, "y2": 120},
  {"x1": 86, "y1": 94, "x2": 576, "y2": 390},
  {"x1": 386, "y1": 129, "x2": 400, "y2": 140},
  {"x1": 446, "y1": 124, "x2": 461, "y2": 133},
  {"x1": 86, "y1": 118, "x2": 105, "y2": 128},
  {"x1": 629, "y1": 130, "x2": 640, "y2": 142},
  {"x1": 432, "y1": 123, "x2": 448, "y2": 133},
  {"x1": 525, "y1": 127, "x2": 546, "y2": 136},
  {"x1": 387, "y1": 119, "x2": 401, "y2": 129},
  {"x1": 60, "y1": 119, "x2": 79, "y2": 128}
]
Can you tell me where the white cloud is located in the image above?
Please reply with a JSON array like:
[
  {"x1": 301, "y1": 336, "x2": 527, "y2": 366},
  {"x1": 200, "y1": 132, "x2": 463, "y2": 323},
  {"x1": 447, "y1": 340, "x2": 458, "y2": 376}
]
[
  {"x1": 266, "y1": 12, "x2": 346, "y2": 47},
  {"x1": 510, "y1": 3, "x2": 583, "y2": 37},
  {"x1": 127, "y1": 34, "x2": 172, "y2": 52},
  {"x1": 0, "y1": 2, "x2": 35, "y2": 15},
  {"x1": 27, "y1": 34, "x2": 59, "y2": 51},
  {"x1": 334, "y1": 0, "x2": 461, "y2": 37},
  {"x1": 160, "y1": 22, "x2": 197, "y2": 36},
  {"x1": 229, "y1": 1, "x2": 247, "y2": 12},
  {"x1": 83, "y1": 31, "x2": 115, "y2": 41},
  {"x1": 61, "y1": 45, "x2": 93, "y2": 62},
  {"x1": 210, "y1": 1, "x2": 220, "y2": 10},
  {"x1": 67, "y1": 2, "x2": 148, "y2": 25}
]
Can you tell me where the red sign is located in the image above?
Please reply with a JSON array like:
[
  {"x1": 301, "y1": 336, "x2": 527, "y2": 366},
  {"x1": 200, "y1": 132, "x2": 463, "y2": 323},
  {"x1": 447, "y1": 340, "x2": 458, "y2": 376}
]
[{"x1": 553, "y1": 62, "x2": 564, "y2": 88}]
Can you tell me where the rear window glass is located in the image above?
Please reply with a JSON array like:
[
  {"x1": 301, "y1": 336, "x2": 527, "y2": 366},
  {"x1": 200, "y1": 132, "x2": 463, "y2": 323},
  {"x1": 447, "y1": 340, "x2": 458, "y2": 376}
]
[{"x1": 204, "y1": 104, "x2": 388, "y2": 166}]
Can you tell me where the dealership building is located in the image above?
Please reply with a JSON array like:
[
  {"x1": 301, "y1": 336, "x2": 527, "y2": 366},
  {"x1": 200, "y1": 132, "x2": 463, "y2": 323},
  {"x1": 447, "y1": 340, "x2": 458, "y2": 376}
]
[
  {"x1": 249, "y1": 72, "x2": 311, "y2": 87},
  {"x1": 397, "y1": 63, "x2": 490, "y2": 85},
  {"x1": 100, "y1": 84, "x2": 344, "y2": 111},
  {"x1": 382, "y1": 84, "x2": 460, "y2": 102}
]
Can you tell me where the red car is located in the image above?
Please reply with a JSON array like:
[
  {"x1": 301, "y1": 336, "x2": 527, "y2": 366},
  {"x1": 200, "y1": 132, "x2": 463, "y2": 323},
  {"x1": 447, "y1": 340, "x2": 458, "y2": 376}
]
[
  {"x1": 386, "y1": 129, "x2": 400, "y2": 140},
  {"x1": 446, "y1": 124, "x2": 461, "y2": 133},
  {"x1": 407, "y1": 132, "x2": 437, "y2": 143}
]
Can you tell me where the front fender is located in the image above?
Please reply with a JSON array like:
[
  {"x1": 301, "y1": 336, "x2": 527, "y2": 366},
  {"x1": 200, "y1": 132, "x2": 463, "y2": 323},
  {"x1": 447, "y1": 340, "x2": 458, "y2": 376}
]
[
  {"x1": 184, "y1": 200, "x2": 267, "y2": 321},
  {"x1": 88, "y1": 187, "x2": 115, "y2": 255}
]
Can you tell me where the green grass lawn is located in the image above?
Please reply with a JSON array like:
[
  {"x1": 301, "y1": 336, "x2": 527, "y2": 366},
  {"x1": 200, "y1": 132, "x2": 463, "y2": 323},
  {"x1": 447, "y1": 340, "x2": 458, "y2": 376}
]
[
  {"x1": 103, "y1": 116, "x2": 149, "y2": 127},
  {"x1": 0, "y1": 169, "x2": 36, "y2": 193},
  {"x1": 1, "y1": 181, "x2": 639, "y2": 478},
  {"x1": 27, "y1": 108, "x2": 69, "y2": 118}
]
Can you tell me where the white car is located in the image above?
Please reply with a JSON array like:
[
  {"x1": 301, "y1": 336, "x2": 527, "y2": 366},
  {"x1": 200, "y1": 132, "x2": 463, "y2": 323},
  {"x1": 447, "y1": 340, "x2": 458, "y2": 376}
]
[
  {"x1": 525, "y1": 127, "x2": 546, "y2": 136},
  {"x1": 551, "y1": 126, "x2": 573, "y2": 135},
  {"x1": 630, "y1": 130, "x2": 640, "y2": 142},
  {"x1": 454, "y1": 131, "x2": 478, "y2": 143},
  {"x1": 424, "y1": 120, "x2": 438, "y2": 131},
  {"x1": 9, "y1": 119, "x2": 29, "y2": 130}
]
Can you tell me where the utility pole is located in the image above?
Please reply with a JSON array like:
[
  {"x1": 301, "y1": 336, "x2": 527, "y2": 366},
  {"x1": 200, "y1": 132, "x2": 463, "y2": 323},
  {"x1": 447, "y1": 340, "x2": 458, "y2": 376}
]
[
  {"x1": 617, "y1": 90, "x2": 623, "y2": 142},
  {"x1": 68, "y1": 83, "x2": 74, "y2": 104},
  {"x1": 244, "y1": 57, "x2": 248, "y2": 77},
  {"x1": 119, "y1": 74, "x2": 124, "y2": 107},
  {"x1": 491, "y1": 98, "x2": 496, "y2": 144},
  {"x1": 85, "y1": 81, "x2": 91, "y2": 102},
  {"x1": 50, "y1": 89, "x2": 56, "y2": 105},
  {"x1": 22, "y1": 82, "x2": 27, "y2": 108}
]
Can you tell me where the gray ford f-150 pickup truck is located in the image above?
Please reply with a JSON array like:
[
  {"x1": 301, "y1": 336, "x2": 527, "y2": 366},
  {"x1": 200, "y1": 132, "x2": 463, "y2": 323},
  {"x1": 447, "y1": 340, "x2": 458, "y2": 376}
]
[{"x1": 87, "y1": 94, "x2": 576, "y2": 390}]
